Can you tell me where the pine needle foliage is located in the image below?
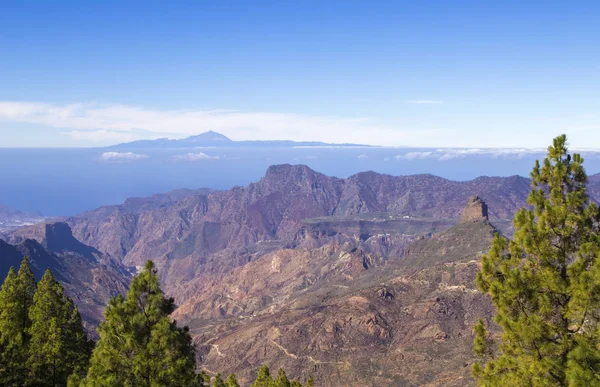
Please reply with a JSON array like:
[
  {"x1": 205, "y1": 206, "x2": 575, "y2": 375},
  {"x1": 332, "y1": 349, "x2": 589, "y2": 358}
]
[
  {"x1": 0, "y1": 258, "x2": 36, "y2": 385},
  {"x1": 274, "y1": 368, "x2": 291, "y2": 387},
  {"x1": 28, "y1": 269, "x2": 91, "y2": 386},
  {"x1": 212, "y1": 373, "x2": 226, "y2": 387},
  {"x1": 251, "y1": 364, "x2": 273, "y2": 387},
  {"x1": 226, "y1": 373, "x2": 240, "y2": 387},
  {"x1": 249, "y1": 364, "x2": 313, "y2": 387},
  {"x1": 82, "y1": 260, "x2": 198, "y2": 386},
  {"x1": 473, "y1": 135, "x2": 600, "y2": 386},
  {"x1": 0, "y1": 258, "x2": 90, "y2": 386}
]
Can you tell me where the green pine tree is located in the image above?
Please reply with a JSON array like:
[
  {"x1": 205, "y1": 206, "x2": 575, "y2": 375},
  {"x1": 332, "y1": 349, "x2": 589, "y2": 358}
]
[
  {"x1": 0, "y1": 257, "x2": 36, "y2": 385},
  {"x1": 27, "y1": 268, "x2": 91, "y2": 386},
  {"x1": 226, "y1": 373, "x2": 240, "y2": 387},
  {"x1": 251, "y1": 364, "x2": 273, "y2": 387},
  {"x1": 199, "y1": 370, "x2": 211, "y2": 387},
  {"x1": 306, "y1": 376, "x2": 314, "y2": 387},
  {"x1": 16, "y1": 257, "x2": 36, "y2": 332},
  {"x1": 83, "y1": 260, "x2": 198, "y2": 386},
  {"x1": 274, "y1": 368, "x2": 291, "y2": 387},
  {"x1": 213, "y1": 373, "x2": 226, "y2": 387},
  {"x1": 473, "y1": 134, "x2": 600, "y2": 385}
]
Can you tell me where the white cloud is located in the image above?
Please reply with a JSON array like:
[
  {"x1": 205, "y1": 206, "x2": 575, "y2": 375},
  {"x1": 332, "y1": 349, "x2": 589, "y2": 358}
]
[
  {"x1": 437, "y1": 148, "x2": 483, "y2": 160},
  {"x1": 0, "y1": 101, "x2": 403, "y2": 146},
  {"x1": 395, "y1": 151, "x2": 434, "y2": 160},
  {"x1": 405, "y1": 100, "x2": 445, "y2": 104},
  {"x1": 65, "y1": 130, "x2": 142, "y2": 143},
  {"x1": 357, "y1": 154, "x2": 369, "y2": 160},
  {"x1": 305, "y1": 155, "x2": 318, "y2": 160},
  {"x1": 173, "y1": 152, "x2": 220, "y2": 161},
  {"x1": 101, "y1": 152, "x2": 148, "y2": 161},
  {"x1": 395, "y1": 148, "x2": 547, "y2": 161},
  {"x1": 3, "y1": 101, "x2": 598, "y2": 149}
]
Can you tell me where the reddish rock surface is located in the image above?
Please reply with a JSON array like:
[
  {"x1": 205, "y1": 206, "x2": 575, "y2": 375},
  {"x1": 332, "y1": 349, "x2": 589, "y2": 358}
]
[
  {"x1": 460, "y1": 196, "x2": 489, "y2": 223},
  {"x1": 5, "y1": 167, "x2": 600, "y2": 385}
]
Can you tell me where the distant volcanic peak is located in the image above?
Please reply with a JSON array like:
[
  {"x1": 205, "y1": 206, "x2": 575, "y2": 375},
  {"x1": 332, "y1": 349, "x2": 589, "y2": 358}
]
[
  {"x1": 187, "y1": 130, "x2": 232, "y2": 142},
  {"x1": 460, "y1": 196, "x2": 489, "y2": 223}
]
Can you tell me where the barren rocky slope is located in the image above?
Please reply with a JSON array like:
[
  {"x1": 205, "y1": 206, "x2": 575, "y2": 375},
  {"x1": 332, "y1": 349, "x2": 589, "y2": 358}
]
[
  {"x1": 4, "y1": 223, "x2": 130, "y2": 331},
  {"x1": 176, "y1": 203, "x2": 496, "y2": 386}
]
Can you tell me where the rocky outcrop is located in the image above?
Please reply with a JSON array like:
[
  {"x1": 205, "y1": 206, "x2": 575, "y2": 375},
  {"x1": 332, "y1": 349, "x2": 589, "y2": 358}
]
[
  {"x1": 16, "y1": 222, "x2": 103, "y2": 261},
  {"x1": 460, "y1": 196, "x2": 489, "y2": 223}
]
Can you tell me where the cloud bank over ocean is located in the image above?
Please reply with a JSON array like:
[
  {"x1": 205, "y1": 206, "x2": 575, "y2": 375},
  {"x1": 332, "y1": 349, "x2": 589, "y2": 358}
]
[
  {"x1": 173, "y1": 152, "x2": 220, "y2": 161},
  {"x1": 101, "y1": 152, "x2": 149, "y2": 161}
]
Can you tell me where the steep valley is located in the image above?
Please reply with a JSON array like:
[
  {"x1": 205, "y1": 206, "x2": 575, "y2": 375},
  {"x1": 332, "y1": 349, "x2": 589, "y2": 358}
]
[{"x1": 175, "y1": 211, "x2": 497, "y2": 386}]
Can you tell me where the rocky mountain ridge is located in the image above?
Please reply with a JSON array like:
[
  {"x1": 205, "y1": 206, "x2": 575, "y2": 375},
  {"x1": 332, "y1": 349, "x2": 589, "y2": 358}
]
[
  {"x1": 60, "y1": 166, "x2": 527, "y2": 250},
  {"x1": 10, "y1": 166, "x2": 600, "y2": 306},
  {"x1": 7, "y1": 166, "x2": 534, "y2": 299},
  {"x1": 4, "y1": 166, "x2": 600, "y2": 385}
]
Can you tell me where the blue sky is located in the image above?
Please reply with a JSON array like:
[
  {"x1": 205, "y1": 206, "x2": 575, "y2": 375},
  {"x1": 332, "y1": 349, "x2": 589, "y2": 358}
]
[{"x1": 0, "y1": 1, "x2": 599, "y2": 148}]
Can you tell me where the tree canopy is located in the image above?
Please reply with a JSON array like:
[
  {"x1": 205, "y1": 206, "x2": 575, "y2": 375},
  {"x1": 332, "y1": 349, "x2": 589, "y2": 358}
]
[
  {"x1": 28, "y1": 269, "x2": 91, "y2": 386},
  {"x1": 0, "y1": 257, "x2": 90, "y2": 386},
  {"x1": 474, "y1": 134, "x2": 600, "y2": 386},
  {"x1": 0, "y1": 258, "x2": 36, "y2": 385},
  {"x1": 226, "y1": 373, "x2": 240, "y2": 387},
  {"x1": 83, "y1": 260, "x2": 198, "y2": 386}
]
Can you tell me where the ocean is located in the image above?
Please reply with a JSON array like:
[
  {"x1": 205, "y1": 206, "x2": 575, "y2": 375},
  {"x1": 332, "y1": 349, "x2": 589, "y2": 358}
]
[{"x1": 1, "y1": 146, "x2": 599, "y2": 216}]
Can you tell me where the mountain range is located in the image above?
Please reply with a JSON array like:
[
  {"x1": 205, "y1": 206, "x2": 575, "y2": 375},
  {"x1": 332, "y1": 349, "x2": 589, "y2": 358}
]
[
  {"x1": 3, "y1": 165, "x2": 600, "y2": 385},
  {"x1": 108, "y1": 130, "x2": 370, "y2": 149}
]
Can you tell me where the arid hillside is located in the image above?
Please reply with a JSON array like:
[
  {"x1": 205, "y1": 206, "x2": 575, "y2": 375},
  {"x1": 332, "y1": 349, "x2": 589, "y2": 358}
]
[{"x1": 5, "y1": 166, "x2": 600, "y2": 385}]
